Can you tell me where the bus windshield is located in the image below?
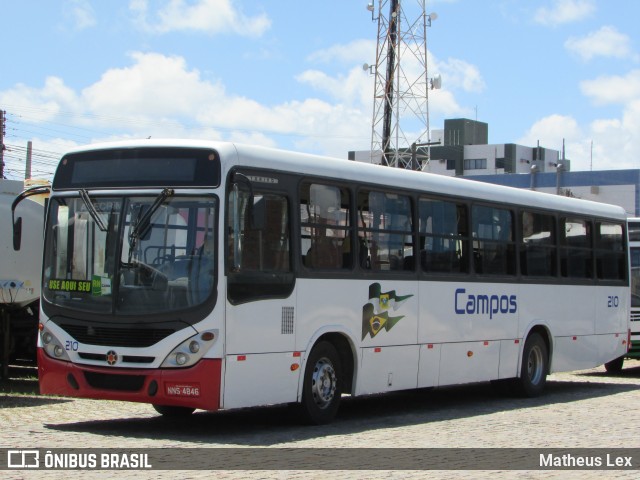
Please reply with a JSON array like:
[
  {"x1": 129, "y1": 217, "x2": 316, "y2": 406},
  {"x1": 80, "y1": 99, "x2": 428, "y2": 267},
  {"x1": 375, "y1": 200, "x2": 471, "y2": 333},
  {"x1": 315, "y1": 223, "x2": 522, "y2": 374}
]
[{"x1": 42, "y1": 193, "x2": 217, "y2": 317}]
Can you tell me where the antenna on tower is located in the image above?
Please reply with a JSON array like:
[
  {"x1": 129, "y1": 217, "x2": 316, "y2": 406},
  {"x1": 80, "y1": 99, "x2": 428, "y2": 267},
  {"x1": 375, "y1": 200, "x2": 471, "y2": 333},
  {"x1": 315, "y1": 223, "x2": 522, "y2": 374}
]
[{"x1": 366, "y1": 1, "x2": 440, "y2": 170}]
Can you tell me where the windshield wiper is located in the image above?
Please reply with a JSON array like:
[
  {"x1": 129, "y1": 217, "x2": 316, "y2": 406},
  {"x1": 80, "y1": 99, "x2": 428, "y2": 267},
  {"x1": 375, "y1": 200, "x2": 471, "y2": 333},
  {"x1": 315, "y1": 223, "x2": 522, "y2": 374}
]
[
  {"x1": 128, "y1": 188, "x2": 174, "y2": 251},
  {"x1": 79, "y1": 189, "x2": 107, "y2": 232}
]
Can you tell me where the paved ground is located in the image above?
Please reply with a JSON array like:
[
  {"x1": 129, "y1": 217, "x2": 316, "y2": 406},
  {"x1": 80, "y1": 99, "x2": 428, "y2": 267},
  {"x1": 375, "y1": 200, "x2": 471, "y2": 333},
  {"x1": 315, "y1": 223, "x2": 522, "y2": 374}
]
[{"x1": 1, "y1": 360, "x2": 640, "y2": 479}]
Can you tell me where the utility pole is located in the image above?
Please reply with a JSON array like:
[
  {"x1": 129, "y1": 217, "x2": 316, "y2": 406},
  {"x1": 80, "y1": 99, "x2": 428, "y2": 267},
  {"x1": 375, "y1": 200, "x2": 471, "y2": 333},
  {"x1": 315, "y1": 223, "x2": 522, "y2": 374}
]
[
  {"x1": 26, "y1": 141, "x2": 33, "y2": 179},
  {"x1": 0, "y1": 110, "x2": 6, "y2": 178}
]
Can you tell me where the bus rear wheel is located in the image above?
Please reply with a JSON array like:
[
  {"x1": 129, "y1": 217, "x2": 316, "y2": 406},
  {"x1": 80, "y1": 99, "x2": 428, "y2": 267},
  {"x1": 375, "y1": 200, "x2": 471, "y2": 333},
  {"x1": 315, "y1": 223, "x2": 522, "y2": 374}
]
[
  {"x1": 300, "y1": 341, "x2": 342, "y2": 425},
  {"x1": 514, "y1": 332, "x2": 548, "y2": 397},
  {"x1": 152, "y1": 404, "x2": 196, "y2": 417},
  {"x1": 604, "y1": 355, "x2": 624, "y2": 373}
]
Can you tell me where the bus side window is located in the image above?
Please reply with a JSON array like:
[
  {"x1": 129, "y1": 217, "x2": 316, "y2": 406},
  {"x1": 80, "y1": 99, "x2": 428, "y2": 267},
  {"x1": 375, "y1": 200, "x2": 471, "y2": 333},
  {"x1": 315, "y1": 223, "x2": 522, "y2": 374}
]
[
  {"x1": 358, "y1": 190, "x2": 414, "y2": 272},
  {"x1": 471, "y1": 205, "x2": 515, "y2": 275},
  {"x1": 418, "y1": 197, "x2": 468, "y2": 274},
  {"x1": 227, "y1": 186, "x2": 293, "y2": 304},
  {"x1": 595, "y1": 222, "x2": 625, "y2": 281},
  {"x1": 560, "y1": 217, "x2": 593, "y2": 279},
  {"x1": 300, "y1": 183, "x2": 351, "y2": 270},
  {"x1": 520, "y1": 211, "x2": 556, "y2": 277}
]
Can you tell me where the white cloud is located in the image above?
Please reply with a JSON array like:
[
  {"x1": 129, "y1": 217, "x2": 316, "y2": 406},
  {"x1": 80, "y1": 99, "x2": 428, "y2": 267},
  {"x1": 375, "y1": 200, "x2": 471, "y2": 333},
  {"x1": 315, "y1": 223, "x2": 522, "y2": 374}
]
[
  {"x1": 0, "y1": 52, "x2": 369, "y2": 157},
  {"x1": 580, "y1": 69, "x2": 640, "y2": 105},
  {"x1": 534, "y1": 0, "x2": 595, "y2": 26},
  {"x1": 518, "y1": 109, "x2": 640, "y2": 171},
  {"x1": 64, "y1": 0, "x2": 97, "y2": 30},
  {"x1": 130, "y1": 0, "x2": 270, "y2": 37},
  {"x1": 518, "y1": 114, "x2": 583, "y2": 150},
  {"x1": 307, "y1": 40, "x2": 376, "y2": 66},
  {"x1": 0, "y1": 39, "x2": 485, "y2": 163},
  {"x1": 82, "y1": 52, "x2": 224, "y2": 121},
  {"x1": 565, "y1": 26, "x2": 637, "y2": 62},
  {"x1": 434, "y1": 57, "x2": 485, "y2": 93}
]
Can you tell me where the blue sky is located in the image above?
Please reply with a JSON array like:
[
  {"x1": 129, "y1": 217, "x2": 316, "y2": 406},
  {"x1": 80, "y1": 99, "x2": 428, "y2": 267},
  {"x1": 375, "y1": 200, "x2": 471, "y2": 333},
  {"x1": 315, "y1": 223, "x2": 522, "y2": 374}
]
[{"x1": 1, "y1": 0, "x2": 639, "y2": 180}]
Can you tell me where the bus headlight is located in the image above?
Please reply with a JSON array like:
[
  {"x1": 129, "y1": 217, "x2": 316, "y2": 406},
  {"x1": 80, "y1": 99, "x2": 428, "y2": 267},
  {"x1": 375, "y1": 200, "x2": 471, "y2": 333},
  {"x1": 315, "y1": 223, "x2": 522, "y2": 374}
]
[
  {"x1": 39, "y1": 326, "x2": 71, "y2": 361},
  {"x1": 161, "y1": 330, "x2": 218, "y2": 368},
  {"x1": 176, "y1": 352, "x2": 189, "y2": 366}
]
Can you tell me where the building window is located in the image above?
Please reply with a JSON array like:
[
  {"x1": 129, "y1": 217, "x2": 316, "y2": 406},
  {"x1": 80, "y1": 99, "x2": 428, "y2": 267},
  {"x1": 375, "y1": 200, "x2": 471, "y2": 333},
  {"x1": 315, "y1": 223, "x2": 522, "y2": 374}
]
[{"x1": 464, "y1": 159, "x2": 487, "y2": 170}]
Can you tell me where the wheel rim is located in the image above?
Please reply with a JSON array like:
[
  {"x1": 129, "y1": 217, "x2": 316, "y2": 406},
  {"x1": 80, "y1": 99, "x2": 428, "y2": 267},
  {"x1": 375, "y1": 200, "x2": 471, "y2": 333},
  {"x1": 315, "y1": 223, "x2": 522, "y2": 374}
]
[
  {"x1": 527, "y1": 344, "x2": 544, "y2": 385},
  {"x1": 310, "y1": 357, "x2": 337, "y2": 409}
]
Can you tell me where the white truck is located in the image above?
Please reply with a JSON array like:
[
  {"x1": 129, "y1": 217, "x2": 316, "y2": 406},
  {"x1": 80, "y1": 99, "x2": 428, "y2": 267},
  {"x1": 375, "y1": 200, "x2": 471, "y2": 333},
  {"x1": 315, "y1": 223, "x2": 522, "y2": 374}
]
[{"x1": 0, "y1": 179, "x2": 49, "y2": 378}]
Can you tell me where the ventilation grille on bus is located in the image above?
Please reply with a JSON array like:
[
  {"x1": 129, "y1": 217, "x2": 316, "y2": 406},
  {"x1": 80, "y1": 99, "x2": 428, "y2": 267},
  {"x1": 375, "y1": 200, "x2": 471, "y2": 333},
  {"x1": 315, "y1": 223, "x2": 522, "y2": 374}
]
[
  {"x1": 631, "y1": 312, "x2": 640, "y2": 322},
  {"x1": 59, "y1": 324, "x2": 175, "y2": 348},
  {"x1": 282, "y1": 306, "x2": 294, "y2": 334}
]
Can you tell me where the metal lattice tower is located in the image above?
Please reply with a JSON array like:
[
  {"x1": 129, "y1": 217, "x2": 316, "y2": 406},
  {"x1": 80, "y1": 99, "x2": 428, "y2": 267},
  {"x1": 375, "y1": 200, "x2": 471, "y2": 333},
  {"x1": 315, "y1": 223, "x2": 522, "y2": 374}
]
[{"x1": 367, "y1": 0, "x2": 438, "y2": 169}]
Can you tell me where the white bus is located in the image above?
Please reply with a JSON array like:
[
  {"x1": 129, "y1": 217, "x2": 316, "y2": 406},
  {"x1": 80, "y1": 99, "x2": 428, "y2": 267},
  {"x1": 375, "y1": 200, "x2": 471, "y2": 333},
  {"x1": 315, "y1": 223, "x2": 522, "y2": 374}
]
[
  {"x1": 34, "y1": 140, "x2": 629, "y2": 424},
  {"x1": 604, "y1": 217, "x2": 639, "y2": 372}
]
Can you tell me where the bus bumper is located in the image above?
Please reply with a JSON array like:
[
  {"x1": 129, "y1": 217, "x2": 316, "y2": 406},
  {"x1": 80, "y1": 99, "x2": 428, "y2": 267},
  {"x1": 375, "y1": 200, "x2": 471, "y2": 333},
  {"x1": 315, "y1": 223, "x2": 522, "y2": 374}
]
[{"x1": 38, "y1": 348, "x2": 221, "y2": 411}]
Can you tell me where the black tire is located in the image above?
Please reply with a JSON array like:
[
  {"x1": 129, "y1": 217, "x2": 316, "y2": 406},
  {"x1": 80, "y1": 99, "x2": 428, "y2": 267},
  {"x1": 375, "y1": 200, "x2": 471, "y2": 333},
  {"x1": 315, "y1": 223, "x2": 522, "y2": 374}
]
[
  {"x1": 604, "y1": 355, "x2": 624, "y2": 373},
  {"x1": 152, "y1": 404, "x2": 196, "y2": 417},
  {"x1": 300, "y1": 341, "x2": 342, "y2": 425},
  {"x1": 514, "y1": 333, "x2": 548, "y2": 397}
]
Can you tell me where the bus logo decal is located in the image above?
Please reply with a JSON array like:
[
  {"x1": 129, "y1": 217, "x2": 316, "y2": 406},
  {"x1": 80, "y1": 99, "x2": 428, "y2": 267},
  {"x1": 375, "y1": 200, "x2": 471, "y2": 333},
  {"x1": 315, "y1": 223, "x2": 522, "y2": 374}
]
[
  {"x1": 454, "y1": 288, "x2": 517, "y2": 319},
  {"x1": 106, "y1": 350, "x2": 118, "y2": 366},
  {"x1": 362, "y1": 283, "x2": 413, "y2": 340}
]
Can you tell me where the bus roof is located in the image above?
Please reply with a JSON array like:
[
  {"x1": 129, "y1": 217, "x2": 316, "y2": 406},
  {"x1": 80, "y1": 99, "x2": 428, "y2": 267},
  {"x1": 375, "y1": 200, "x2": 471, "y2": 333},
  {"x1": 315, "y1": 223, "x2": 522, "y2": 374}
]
[{"x1": 61, "y1": 139, "x2": 627, "y2": 221}]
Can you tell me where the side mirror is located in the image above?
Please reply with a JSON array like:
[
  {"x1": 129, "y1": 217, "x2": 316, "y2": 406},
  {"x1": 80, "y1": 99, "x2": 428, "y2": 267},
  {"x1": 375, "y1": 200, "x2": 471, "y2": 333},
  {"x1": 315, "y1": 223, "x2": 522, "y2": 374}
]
[{"x1": 13, "y1": 217, "x2": 23, "y2": 251}]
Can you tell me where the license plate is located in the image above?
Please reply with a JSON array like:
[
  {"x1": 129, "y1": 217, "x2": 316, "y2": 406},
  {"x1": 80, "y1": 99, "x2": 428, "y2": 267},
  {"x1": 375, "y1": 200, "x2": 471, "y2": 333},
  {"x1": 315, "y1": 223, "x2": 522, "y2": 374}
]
[{"x1": 165, "y1": 383, "x2": 201, "y2": 397}]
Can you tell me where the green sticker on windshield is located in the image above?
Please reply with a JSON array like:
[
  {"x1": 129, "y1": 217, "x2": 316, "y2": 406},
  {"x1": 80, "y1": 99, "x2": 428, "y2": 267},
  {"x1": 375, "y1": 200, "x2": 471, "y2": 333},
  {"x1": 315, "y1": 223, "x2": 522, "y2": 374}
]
[
  {"x1": 48, "y1": 279, "x2": 92, "y2": 293},
  {"x1": 92, "y1": 275, "x2": 112, "y2": 296}
]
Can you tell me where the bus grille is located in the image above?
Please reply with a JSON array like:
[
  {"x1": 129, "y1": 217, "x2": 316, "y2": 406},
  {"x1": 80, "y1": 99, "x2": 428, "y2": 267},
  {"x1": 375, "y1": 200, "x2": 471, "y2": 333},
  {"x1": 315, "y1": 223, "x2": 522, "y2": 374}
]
[
  {"x1": 83, "y1": 372, "x2": 145, "y2": 392},
  {"x1": 631, "y1": 312, "x2": 640, "y2": 322},
  {"x1": 78, "y1": 352, "x2": 155, "y2": 364},
  {"x1": 59, "y1": 324, "x2": 175, "y2": 348}
]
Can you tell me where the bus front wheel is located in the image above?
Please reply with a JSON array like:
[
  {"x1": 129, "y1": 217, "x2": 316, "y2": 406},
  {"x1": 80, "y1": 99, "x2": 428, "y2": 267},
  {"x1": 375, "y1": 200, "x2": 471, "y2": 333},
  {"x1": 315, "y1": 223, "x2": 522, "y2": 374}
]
[
  {"x1": 300, "y1": 341, "x2": 342, "y2": 425},
  {"x1": 515, "y1": 333, "x2": 548, "y2": 397},
  {"x1": 152, "y1": 404, "x2": 196, "y2": 417}
]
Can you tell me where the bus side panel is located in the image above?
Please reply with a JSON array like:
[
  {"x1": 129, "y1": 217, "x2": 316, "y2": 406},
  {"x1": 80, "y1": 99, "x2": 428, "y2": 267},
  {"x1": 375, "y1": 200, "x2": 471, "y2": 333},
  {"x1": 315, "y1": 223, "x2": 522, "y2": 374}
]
[
  {"x1": 417, "y1": 343, "x2": 441, "y2": 388},
  {"x1": 594, "y1": 287, "x2": 628, "y2": 335},
  {"x1": 551, "y1": 335, "x2": 600, "y2": 372},
  {"x1": 357, "y1": 345, "x2": 420, "y2": 395},
  {"x1": 222, "y1": 352, "x2": 301, "y2": 409},
  {"x1": 225, "y1": 299, "x2": 296, "y2": 356},
  {"x1": 438, "y1": 340, "x2": 500, "y2": 386},
  {"x1": 518, "y1": 285, "x2": 596, "y2": 338},
  {"x1": 498, "y1": 339, "x2": 520, "y2": 379},
  {"x1": 596, "y1": 333, "x2": 629, "y2": 365},
  {"x1": 418, "y1": 282, "x2": 519, "y2": 344},
  {"x1": 297, "y1": 279, "x2": 420, "y2": 396}
]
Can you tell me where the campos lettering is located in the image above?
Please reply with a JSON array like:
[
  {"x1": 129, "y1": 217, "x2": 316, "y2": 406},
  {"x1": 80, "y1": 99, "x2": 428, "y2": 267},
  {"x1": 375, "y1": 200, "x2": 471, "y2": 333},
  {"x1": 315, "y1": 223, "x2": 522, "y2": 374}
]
[{"x1": 454, "y1": 288, "x2": 517, "y2": 320}]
